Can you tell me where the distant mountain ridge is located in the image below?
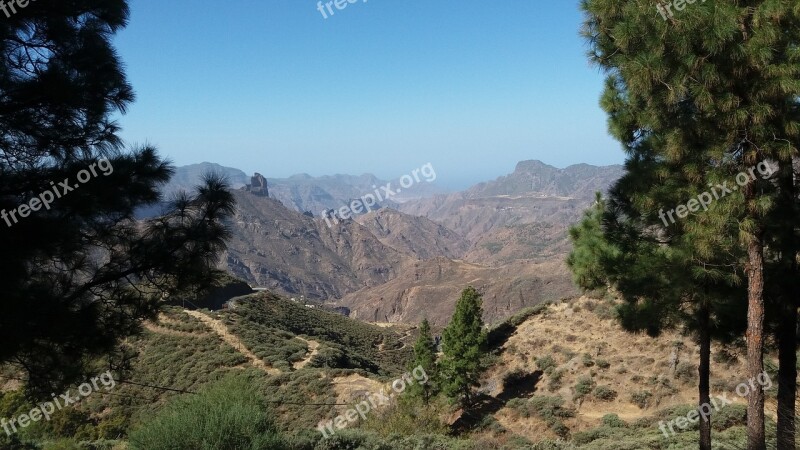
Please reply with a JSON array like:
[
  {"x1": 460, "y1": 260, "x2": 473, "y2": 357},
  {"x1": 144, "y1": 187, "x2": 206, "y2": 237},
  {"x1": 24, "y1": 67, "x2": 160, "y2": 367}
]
[
  {"x1": 161, "y1": 163, "x2": 445, "y2": 215},
  {"x1": 397, "y1": 160, "x2": 623, "y2": 266},
  {"x1": 160, "y1": 162, "x2": 249, "y2": 198},
  {"x1": 164, "y1": 158, "x2": 622, "y2": 324},
  {"x1": 465, "y1": 160, "x2": 623, "y2": 200}
]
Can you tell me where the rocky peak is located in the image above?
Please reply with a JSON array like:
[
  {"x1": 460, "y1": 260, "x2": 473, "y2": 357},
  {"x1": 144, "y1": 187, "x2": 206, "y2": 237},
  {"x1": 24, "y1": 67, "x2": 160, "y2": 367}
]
[{"x1": 246, "y1": 173, "x2": 269, "y2": 197}]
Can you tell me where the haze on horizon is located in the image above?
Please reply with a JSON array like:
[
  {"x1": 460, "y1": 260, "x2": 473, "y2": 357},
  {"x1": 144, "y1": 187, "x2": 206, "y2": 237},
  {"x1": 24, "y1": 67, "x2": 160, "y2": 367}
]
[{"x1": 115, "y1": 0, "x2": 623, "y2": 189}]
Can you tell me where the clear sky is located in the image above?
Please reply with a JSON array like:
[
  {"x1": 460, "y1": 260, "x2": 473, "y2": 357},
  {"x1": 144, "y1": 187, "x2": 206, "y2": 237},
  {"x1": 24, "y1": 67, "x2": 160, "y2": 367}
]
[{"x1": 115, "y1": 0, "x2": 624, "y2": 189}]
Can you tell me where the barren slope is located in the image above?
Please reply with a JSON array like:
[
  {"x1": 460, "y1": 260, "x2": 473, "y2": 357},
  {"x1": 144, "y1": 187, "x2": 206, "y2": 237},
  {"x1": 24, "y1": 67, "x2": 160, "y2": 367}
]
[
  {"x1": 483, "y1": 296, "x2": 791, "y2": 442},
  {"x1": 222, "y1": 190, "x2": 413, "y2": 299},
  {"x1": 335, "y1": 257, "x2": 579, "y2": 326},
  {"x1": 354, "y1": 208, "x2": 470, "y2": 260}
]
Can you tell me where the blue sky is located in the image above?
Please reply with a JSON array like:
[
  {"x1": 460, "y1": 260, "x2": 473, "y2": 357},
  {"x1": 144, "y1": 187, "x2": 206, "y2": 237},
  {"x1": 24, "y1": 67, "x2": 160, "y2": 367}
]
[{"x1": 115, "y1": 0, "x2": 623, "y2": 189}]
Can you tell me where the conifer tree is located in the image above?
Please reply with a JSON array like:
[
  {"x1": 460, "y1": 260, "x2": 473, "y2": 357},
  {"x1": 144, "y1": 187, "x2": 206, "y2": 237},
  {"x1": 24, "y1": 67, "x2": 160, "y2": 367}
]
[
  {"x1": 581, "y1": 1, "x2": 800, "y2": 447},
  {"x1": 763, "y1": 156, "x2": 799, "y2": 449},
  {"x1": 0, "y1": 0, "x2": 236, "y2": 394},
  {"x1": 440, "y1": 287, "x2": 487, "y2": 406},
  {"x1": 409, "y1": 318, "x2": 439, "y2": 403},
  {"x1": 569, "y1": 180, "x2": 746, "y2": 449}
]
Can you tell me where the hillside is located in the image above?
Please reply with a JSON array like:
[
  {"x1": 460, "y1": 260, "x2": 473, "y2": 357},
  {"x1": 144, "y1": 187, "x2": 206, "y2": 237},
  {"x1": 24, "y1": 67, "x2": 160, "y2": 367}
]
[
  {"x1": 223, "y1": 186, "x2": 581, "y2": 328},
  {"x1": 336, "y1": 257, "x2": 578, "y2": 326},
  {"x1": 0, "y1": 291, "x2": 417, "y2": 447},
  {"x1": 222, "y1": 190, "x2": 413, "y2": 299},
  {"x1": 354, "y1": 208, "x2": 471, "y2": 261},
  {"x1": 5, "y1": 291, "x2": 793, "y2": 449},
  {"x1": 475, "y1": 296, "x2": 796, "y2": 448},
  {"x1": 161, "y1": 162, "x2": 250, "y2": 198},
  {"x1": 398, "y1": 161, "x2": 622, "y2": 266}
]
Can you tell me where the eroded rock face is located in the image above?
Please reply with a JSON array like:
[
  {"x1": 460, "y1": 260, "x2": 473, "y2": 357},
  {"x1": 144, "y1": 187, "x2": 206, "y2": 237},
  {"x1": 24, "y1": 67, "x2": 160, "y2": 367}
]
[{"x1": 247, "y1": 173, "x2": 269, "y2": 197}]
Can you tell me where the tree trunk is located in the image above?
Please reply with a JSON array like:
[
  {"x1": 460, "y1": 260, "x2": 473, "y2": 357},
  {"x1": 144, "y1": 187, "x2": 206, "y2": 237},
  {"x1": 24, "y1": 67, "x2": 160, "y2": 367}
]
[
  {"x1": 746, "y1": 233, "x2": 767, "y2": 450},
  {"x1": 777, "y1": 158, "x2": 798, "y2": 450},
  {"x1": 778, "y1": 304, "x2": 798, "y2": 450},
  {"x1": 699, "y1": 304, "x2": 712, "y2": 450}
]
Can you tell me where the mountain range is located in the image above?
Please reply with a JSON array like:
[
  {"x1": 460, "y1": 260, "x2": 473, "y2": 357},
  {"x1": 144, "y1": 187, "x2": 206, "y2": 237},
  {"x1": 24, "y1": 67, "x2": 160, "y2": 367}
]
[{"x1": 167, "y1": 159, "x2": 623, "y2": 325}]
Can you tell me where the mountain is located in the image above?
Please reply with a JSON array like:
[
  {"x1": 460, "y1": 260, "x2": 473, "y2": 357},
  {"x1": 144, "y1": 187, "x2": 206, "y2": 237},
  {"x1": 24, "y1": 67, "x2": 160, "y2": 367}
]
[
  {"x1": 398, "y1": 160, "x2": 623, "y2": 266},
  {"x1": 465, "y1": 160, "x2": 624, "y2": 200},
  {"x1": 221, "y1": 190, "x2": 413, "y2": 300},
  {"x1": 161, "y1": 162, "x2": 249, "y2": 198},
  {"x1": 354, "y1": 208, "x2": 470, "y2": 260},
  {"x1": 266, "y1": 173, "x2": 400, "y2": 215},
  {"x1": 267, "y1": 171, "x2": 446, "y2": 215},
  {"x1": 174, "y1": 159, "x2": 623, "y2": 324},
  {"x1": 335, "y1": 258, "x2": 577, "y2": 326},
  {"x1": 162, "y1": 163, "x2": 446, "y2": 216}
]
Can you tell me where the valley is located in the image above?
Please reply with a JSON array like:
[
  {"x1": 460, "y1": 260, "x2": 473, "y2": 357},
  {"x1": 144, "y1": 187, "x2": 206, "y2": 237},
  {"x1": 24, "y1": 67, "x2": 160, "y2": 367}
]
[{"x1": 212, "y1": 160, "x2": 618, "y2": 325}]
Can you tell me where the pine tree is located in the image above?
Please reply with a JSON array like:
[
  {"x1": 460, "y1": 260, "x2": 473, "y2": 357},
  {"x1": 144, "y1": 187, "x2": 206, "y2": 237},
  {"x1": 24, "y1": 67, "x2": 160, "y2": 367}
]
[
  {"x1": 581, "y1": 1, "x2": 800, "y2": 447},
  {"x1": 0, "y1": 0, "x2": 235, "y2": 395},
  {"x1": 569, "y1": 183, "x2": 746, "y2": 449},
  {"x1": 408, "y1": 318, "x2": 439, "y2": 403},
  {"x1": 765, "y1": 158, "x2": 799, "y2": 449},
  {"x1": 440, "y1": 287, "x2": 487, "y2": 406},
  {"x1": 567, "y1": 193, "x2": 620, "y2": 292}
]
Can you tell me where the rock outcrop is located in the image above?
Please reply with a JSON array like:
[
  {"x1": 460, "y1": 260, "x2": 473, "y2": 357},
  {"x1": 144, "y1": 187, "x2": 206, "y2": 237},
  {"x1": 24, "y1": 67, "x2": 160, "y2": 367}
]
[{"x1": 246, "y1": 173, "x2": 269, "y2": 197}]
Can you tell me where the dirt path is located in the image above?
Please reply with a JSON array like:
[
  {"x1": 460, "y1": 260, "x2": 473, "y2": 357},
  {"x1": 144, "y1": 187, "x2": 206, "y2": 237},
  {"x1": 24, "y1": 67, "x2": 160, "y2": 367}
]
[
  {"x1": 292, "y1": 337, "x2": 320, "y2": 370},
  {"x1": 184, "y1": 310, "x2": 280, "y2": 375},
  {"x1": 377, "y1": 327, "x2": 415, "y2": 353}
]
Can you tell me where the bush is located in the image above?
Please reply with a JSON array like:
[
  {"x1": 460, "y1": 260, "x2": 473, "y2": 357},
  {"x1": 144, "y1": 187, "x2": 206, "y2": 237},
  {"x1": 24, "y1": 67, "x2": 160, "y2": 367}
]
[
  {"x1": 674, "y1": 362, "x2": 696, "y2": 383},
  {"x1": 593, "y1": 301, "x2": 618, "y2": 320},
  {"x1": 361, "y1": 395, "x2": 448, "y2": 437},
  {"x1": 547, "y1": 369, "x2": 565, "y2": 392},
  {"x1": 536, "y1": 355, "x2": 557, "y2": 372},
  {"x1": 630, "y1": 390, "x2": 653, "y2": 409},
  {"x1": 582, "y1": 354, "x2": 595, "y2": 367},
  {"x1": 593, "y1": 385, "x2": 618, "y2": 401},
  {"x1": 602, "y1": 413, "x2": 626, "y2": 428},
  {"x1": 712, "y1": 404, "x2": 747, "y2": 431},
  {"x1": 128, "y1": 375, "x2": 286, "y2": 450},
  {"x1": 508, "y1": 396, "x2": 575, "y2": 438},
  {"x1": 596, "y1": 359, "x2": 610, "y2": 369},
  {"x1": 713, "y1": 349, "x2": 738, "y2": 366},
  {"x1": 573, "y1": 376, "x2": 595, "y2": 401}
]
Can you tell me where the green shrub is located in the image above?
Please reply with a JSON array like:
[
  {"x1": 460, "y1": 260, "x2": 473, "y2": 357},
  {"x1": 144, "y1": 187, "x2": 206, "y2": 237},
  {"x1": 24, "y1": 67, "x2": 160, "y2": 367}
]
[
  {"x1": 712, "y1": 404, "x2": 747, "y2": 431},
  {"x1": 547, "y1": 368, "x2": 565, "y2": 392},
  {"x1": 507, "y1": 396, "x2": 575, "y2": 438},
  {"x1": 602, "y1": 413, "x2": 626, "y2": 428},
  {"x1": 713, "y1": 349, "x2": 738, "y2": 366},
  {"x1": 630, "y1": 390, "x2": 653, "y2": 409},
  {"x1": 573, "y1": 376, "x2": 595, "y2": 400},
  {"x1": 596, "y1": 359, "x2": 610, "y2": 369},
  {"x1": 674, "y1": 362, "x2": 696, "y2": 383},
  {"x1": 361, "y1": 395, "x2": 448, "y2": 437},
  {"x1": 593, "y1": 301, "x2": 618, "y2": 320},
  {"x1": 593, "y1": 385, "x2": 617, "y2": 401},
  {"x1": 128, "y1": 375, "x2": 285, "y2": 450},
  {"x1": 536, "y1": 355, "x2": 556, "y2": 372},
  {"x1": 582, "y1": 354, "x2": 595, "y2": 367}
]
